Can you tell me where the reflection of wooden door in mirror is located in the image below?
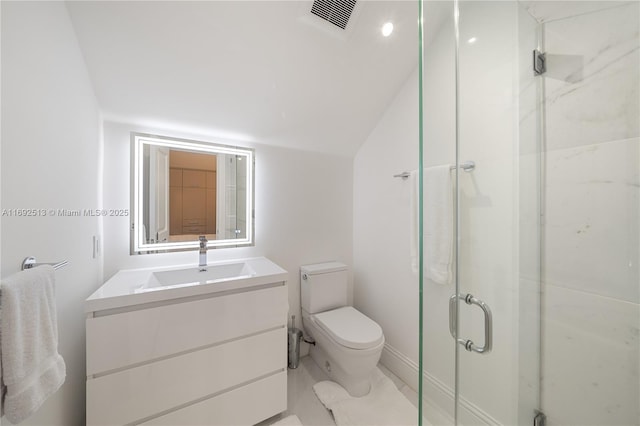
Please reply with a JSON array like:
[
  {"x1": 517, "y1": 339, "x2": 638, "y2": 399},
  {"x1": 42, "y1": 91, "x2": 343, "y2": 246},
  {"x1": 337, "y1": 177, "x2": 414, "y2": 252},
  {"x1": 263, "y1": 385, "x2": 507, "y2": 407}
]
[
  {"x1": 182, "y1": 170, "x2": 206, "y2": 235},
  {"x1": 168, "y1": 150, "x2": 216, "y2": 237},
  {"x1": 206, "y1": 171, "x2": 216, "y2": 234}
]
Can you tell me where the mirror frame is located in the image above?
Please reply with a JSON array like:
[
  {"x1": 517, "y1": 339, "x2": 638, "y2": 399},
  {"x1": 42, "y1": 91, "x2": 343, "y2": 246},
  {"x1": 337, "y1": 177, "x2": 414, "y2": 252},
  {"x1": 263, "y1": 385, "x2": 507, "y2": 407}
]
[{"x1": 130, "y1": 132, "x2": 255, "y2": 254}]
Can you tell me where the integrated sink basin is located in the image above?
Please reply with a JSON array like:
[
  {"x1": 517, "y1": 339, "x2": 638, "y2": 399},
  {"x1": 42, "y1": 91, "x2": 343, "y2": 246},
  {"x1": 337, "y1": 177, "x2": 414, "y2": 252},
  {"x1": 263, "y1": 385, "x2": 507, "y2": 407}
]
[
  {"x1": 142, "y1": 262, "x2": 256, "y2": 292},
  {"x1": 85, "y1": 257, "x2": 287, "y2": 313}
]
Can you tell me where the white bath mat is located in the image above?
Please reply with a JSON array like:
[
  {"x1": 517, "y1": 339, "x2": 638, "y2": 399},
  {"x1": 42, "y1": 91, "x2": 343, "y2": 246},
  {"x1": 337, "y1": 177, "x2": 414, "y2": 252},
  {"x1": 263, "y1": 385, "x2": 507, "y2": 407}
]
[
  {"x1": 270, "y1": 414, "x2": 304, "y2": 426},
  {"x1": 313, "y1": 368, "x2": 418, "y2": 426}
]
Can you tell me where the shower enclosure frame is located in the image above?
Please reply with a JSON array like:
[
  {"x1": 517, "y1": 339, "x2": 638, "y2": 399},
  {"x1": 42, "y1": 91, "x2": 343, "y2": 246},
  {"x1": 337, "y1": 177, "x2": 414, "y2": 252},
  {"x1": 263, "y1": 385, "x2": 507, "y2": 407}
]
[{"x1": 417, "y1": 1, "x2": 546, "y2": 424}]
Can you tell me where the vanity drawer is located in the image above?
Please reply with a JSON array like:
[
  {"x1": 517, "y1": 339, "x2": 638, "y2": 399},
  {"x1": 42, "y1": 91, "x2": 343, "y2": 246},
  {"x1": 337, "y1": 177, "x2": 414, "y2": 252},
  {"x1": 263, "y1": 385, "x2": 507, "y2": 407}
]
[
  {"x1": 86, "y1": 284, "x2": 287, "y2": 376},
  {"x1": 87, "y1": 327, "x2": 285, "y2": 425},
  {"x1": 140, "y1": 371, "x2": 286, "y2": 425}
]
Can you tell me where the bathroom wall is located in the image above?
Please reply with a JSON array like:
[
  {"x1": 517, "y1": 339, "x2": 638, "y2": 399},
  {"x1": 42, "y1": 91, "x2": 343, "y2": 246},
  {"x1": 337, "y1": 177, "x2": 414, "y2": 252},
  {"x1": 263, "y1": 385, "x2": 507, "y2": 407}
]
[
  {"x1": 353, "y1": 65, "x2": 420, "y2": 369},
  {"x1": 537, "y1": 2, "x2": 640, "y2": 424},
  {"x1": 1, "y1": 2, "x2": 103, "y2": 425},
  {"x1": 102, "y1": 121, "x2": 354, "y2": 352}
]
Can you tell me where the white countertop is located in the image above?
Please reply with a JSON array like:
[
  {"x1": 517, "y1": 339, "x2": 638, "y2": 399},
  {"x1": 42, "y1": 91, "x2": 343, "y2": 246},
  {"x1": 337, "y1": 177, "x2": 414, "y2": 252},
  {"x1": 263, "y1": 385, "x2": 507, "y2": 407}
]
[{"x1": 85, "y1": 257, "x2": 288, "y2": 313}]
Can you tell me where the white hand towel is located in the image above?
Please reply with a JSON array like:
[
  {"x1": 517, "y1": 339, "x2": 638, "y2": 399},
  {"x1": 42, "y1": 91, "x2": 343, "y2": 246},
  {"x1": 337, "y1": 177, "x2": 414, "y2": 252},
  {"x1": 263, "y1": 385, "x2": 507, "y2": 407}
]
[
  {"x1": 424, "y1": 165, "x2": 453, "y2": 285},
  {"x1": 0, "y1": 265, "x2": 66, "y2": 424}
]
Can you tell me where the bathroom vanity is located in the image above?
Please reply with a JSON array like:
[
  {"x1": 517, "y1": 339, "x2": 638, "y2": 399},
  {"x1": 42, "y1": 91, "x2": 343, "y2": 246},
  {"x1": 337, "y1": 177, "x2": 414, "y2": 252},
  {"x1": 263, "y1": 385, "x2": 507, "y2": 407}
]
[{"x1": 85, "y1": 257, "x2": 288, "y2": 425}]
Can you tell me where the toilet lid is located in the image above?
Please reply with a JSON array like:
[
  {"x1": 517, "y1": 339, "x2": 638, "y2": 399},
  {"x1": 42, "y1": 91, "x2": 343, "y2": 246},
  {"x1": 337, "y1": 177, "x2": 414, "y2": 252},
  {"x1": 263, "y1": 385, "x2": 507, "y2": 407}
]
[{"x1": 313, "y1": 306, "x2": 384, "y2": 350}]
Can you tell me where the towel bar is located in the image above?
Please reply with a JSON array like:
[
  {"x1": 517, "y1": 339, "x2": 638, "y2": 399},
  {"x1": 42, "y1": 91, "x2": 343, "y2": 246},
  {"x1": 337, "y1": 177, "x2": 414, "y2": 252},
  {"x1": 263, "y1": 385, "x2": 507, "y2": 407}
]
[
  {"x1": 394, "y1": 161, "x2": 476, "y2": 180},
  {"x1": 450, "y1": 161, "x2": 475, "y2": 172},
  {"x1": 393, "y1": 172, "x2": 411, "y2": 180},
  {"x1": 21, "y1": 257, "x2": 68, "y2": 271}
]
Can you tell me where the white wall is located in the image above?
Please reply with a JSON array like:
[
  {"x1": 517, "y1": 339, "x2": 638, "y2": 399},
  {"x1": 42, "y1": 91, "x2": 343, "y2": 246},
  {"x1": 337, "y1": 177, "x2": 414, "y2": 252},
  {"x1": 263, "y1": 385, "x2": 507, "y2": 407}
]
[
  {"x1": 1, "y1": 2, "x2": 102, "y2": 425},
  {"x1": 353, "y1": 65, "x2": 419, "y2": 365},
  {"x1": 102, "y1": 121, "x2": 353, "y2": 354}
]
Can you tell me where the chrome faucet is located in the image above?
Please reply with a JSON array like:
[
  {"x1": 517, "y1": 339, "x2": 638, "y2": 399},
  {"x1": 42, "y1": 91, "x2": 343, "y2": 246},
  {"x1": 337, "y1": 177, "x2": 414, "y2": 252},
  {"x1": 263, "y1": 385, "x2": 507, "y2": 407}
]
[{"x1": 198, "y1": 236, "x2": 208, "y2": 269}]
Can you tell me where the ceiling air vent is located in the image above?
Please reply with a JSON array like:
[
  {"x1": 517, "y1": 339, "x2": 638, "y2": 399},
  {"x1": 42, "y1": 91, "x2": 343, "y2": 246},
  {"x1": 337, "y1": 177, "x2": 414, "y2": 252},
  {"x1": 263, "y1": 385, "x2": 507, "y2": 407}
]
[{"x1": 310, "y1": 0, "x2": 357, "y2": 30}]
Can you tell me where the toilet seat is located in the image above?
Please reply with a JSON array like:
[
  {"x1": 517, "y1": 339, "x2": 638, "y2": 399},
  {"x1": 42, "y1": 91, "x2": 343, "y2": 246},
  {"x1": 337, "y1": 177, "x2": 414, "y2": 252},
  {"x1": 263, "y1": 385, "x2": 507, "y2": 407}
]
[{"x1": 313, "y1": 306, "x2": 384, "y2": 350}]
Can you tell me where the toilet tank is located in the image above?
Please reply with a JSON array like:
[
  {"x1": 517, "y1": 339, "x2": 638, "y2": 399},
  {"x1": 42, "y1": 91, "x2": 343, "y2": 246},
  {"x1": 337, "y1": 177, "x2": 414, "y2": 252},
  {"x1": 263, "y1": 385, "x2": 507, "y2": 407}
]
[{"x1": 300, "y1": 262, "x2": 348, "y2": 314}]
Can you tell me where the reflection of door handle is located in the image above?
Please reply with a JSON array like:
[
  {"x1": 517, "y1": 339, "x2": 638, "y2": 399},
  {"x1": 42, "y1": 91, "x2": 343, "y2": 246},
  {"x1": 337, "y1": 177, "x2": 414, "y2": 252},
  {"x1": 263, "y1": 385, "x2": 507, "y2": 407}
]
[{"x1": 449, "y1": 293, "x2": 493, "y2": 354}]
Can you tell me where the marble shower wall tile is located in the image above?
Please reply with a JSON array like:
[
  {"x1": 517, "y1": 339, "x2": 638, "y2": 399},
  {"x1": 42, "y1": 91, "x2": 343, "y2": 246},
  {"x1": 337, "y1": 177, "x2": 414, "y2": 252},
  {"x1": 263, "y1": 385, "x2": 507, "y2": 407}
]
[
  {"x1": 544, "y1": 2, "x2": 639, "y2": 151},
  {"x1": 544, "y1": 137, "x2": 639, "y2": 303},
  {"x1": 521, "y1": 1, "x2": 632, "y2": 23},
  {"x1": 542, "y1": 284, "x2": 640, "y2": 425},
  {"x1": 540, "y1": 4, "x2": 640, "y2": 426}
]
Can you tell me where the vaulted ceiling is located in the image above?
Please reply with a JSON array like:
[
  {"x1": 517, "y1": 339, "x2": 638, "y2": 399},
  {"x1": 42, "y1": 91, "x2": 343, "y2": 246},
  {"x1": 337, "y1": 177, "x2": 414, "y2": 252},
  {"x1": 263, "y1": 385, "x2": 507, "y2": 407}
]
[{"x1": 66, "y1": 1, "x2": 424, "y2": 157}]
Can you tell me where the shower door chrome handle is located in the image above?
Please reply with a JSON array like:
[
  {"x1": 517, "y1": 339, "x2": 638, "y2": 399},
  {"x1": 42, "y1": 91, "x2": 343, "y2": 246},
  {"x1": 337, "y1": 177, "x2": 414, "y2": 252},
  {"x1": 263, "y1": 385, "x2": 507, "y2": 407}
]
[{"x1": 449, "y1": 293, "x2": 493, "y2": 354}]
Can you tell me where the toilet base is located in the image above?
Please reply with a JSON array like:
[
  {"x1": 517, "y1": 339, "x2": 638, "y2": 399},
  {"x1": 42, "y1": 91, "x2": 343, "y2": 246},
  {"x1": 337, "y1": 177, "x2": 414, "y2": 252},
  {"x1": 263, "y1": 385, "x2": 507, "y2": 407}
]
[{"x1": 310, "y1": 342, "x2": 371, "y2": 397}]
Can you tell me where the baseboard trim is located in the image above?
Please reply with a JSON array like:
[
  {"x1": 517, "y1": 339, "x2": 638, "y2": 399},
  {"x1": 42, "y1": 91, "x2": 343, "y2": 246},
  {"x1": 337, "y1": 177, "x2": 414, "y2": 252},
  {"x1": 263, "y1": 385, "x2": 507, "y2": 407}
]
[{"x1": 380, "y1": 344, "x2": 501, "y2": 426}]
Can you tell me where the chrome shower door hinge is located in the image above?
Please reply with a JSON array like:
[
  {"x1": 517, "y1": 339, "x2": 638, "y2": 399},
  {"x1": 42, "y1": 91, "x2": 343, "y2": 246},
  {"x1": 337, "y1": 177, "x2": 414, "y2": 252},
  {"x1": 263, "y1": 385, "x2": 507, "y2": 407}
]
[
  {"x1": 534, "y1": 410, "x2": 547, "y2": 426},
  {"x1": 533, "y1": 49, "x2": 546, "y2": 76}
]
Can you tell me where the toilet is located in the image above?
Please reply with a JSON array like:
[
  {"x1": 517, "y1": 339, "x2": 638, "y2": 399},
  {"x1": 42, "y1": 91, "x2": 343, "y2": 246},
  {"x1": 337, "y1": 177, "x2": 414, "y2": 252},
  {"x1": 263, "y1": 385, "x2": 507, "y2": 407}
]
[{"x1": 300, "y1": 262, "x2": 384, "y2": 397}]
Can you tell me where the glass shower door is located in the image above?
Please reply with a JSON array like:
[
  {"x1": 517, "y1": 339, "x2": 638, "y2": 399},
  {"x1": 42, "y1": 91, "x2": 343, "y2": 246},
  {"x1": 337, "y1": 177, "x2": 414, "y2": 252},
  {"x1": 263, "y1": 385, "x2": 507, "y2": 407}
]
[
  {"x1": 454, "y1": 1, "x2": 541, "y2": 425},
  {"x1": 420, "y1": 1, "x2": 542, "y2": 425}
]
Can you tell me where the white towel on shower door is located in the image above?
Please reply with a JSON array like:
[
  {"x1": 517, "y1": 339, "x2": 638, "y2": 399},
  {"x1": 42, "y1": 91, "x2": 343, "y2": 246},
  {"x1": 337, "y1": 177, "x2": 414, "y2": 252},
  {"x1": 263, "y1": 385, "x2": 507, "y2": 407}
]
[
  {"x1": 423, "y1": 165, "x2": 453, "y2": 285},
  {"x1": 0, "y1": 265, "x2": 66, "y2": 424}
]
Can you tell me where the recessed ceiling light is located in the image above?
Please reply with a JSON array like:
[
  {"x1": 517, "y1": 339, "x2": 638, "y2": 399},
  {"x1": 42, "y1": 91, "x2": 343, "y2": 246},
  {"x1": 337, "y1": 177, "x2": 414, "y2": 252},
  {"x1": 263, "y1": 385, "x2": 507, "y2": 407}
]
[
  {"x1": 381, "y1": 22, "x2": 394, "y2": 37},
  {"x1": 467, "y1": 37, "x2": 477, "y2": 44}
]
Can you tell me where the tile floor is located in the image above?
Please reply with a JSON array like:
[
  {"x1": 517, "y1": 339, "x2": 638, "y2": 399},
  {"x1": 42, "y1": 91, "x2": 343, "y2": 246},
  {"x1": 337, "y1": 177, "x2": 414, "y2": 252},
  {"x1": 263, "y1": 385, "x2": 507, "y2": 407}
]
[{"x1": 259, "y1": 356, "x2": 420, "y2": 426}]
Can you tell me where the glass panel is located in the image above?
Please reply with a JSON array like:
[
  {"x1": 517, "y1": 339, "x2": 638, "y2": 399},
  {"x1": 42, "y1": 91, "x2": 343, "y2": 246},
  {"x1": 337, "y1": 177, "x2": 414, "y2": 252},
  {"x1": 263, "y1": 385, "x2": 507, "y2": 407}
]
[
  {"x1": 419, "y1": 1, "x2": 458, "y2": 424},
  {"x1": 455, "y1": 1, "x2": 541, "y2": 424},
  {"x1": 516, "y1": 4, "x2": 543, "y2": 424}
]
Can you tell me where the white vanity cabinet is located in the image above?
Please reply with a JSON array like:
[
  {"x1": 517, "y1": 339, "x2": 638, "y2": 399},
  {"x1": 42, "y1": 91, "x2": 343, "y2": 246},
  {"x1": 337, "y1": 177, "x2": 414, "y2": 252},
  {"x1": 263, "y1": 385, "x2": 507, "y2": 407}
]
[{"x1": 85, "y1": 258, "x2": 288, "y2": 425}]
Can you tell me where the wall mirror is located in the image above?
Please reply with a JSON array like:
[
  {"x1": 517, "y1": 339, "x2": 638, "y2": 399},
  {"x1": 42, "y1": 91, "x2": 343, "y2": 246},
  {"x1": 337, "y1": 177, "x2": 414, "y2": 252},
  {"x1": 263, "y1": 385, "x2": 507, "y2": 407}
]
[{"x1": 131, "y1": 133, "x2": 254, "y2": 254}]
